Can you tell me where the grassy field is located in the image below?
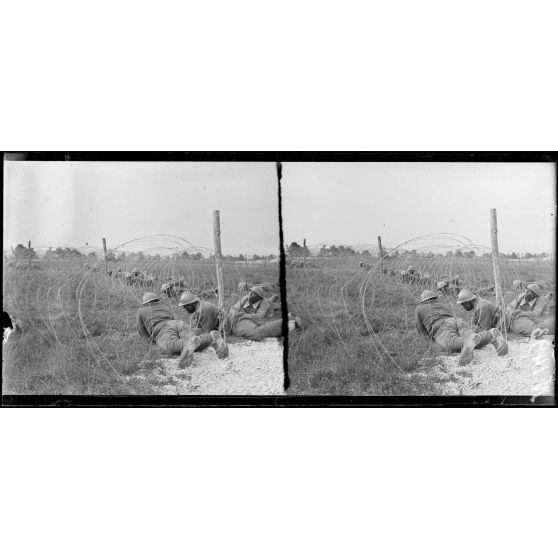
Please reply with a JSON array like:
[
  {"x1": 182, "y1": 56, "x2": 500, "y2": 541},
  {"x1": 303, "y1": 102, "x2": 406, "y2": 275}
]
[
  {"x1": 2, "y1": 258, "x2": 281, "y2": 395},
  {"x1": 286, "y1": 256, "x2": 555, "y2": 395}
]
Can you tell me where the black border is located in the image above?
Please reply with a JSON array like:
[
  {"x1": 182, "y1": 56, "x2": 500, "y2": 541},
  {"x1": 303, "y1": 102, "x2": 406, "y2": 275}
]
[
  {"x1": 1, "y1": 395, "x2": 555, "y2": 407},
  {"x1": 2, "y1": 151, "x2": 557, "y2": 407},
  {"x1": 4, "y1": 151, "x2": 558, "y2": 163}
]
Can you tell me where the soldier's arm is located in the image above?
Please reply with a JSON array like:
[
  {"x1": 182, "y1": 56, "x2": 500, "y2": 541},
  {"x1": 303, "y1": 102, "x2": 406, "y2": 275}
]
[
  {"x1": 136, "y1": 313, "x2": 150, "y2": 339},
  {"x1": 415, "y1": 309, "x2": 428, "y2": 337},
  {"x1": 533, "y1": 297, "x2": 550, "y2": 318},
  {"x1": 506, "y1": 295, "x2": 521, "y2": 314},
  {"x1": 473, "y1": 305, "x2": 492, "y2": 331},
  {"x1": 198, "y1": 308, "x2": 218, "y2": 332},
  {"x1": 256, "y1": 300, "x2": 274, "y2": 319}
]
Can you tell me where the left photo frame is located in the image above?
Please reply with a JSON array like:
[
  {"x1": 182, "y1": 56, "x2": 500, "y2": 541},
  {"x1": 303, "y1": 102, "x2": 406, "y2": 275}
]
[{"x1": 2, "y1": 154, "x2": 287, "y2": 402}]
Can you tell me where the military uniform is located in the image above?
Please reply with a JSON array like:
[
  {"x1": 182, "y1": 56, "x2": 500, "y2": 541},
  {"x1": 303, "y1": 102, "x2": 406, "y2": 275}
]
[
  {"x1": 230, "y1": 295, "x2": 274, "y2": 319},
  {"x1": 506, "y1": 293, "x2": 554, "y2": 335},
  {"x1": 415, "y1": 300, "x2": 491, "y2": 352},
  {"x1": 470, "y1": 298, "x2": 503, "y2": 332},
  {"x1": 227, "y1": 295, "x2": 282, "y2": 341},
  {"x1": 191, "y1": 301, "x2": 221, "y2": 333},
  {"x1": 136, "y1": 302, "x2": 213, "y2": 354}
]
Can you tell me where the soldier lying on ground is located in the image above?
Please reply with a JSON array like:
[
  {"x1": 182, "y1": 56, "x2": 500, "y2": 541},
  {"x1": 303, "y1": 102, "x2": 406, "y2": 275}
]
[
  {"x1": 178, "y1": 291, "x2": 222, "y2": 333},
  {"x1": 505, "y1": 283, "x2": 554, "y2": 337},
  {"x1": 436, "y1": 280, "x2": 460, "y2": 297},
  {"x1": 401, "y1": 266, "x2": 432, "y2": 284},
  {"x1": 227, "y1": 286, "x2": 284, "y2": 341},
  {"x1": 179, "y1": 287, "x2": 300, "y2": 339},
  {"x1": 136, "y1": 292, "x2": 228, "y2": 368},
  {"x1": 456, "y1": 289, "x2": 505, "y2": 334},
  {"x1": 415, "y1": 290, "x2": 508, "y2": 366},
  {"x1": 161, "y1": 282, "x2": 181, "y2": 300}
]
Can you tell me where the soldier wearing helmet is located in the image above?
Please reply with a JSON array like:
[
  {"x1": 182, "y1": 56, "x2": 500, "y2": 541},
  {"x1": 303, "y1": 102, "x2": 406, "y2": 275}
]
[
  {"x1": 505, "y1": 283, "x2": 554, "y2": 337},
  {"x1": 231, "y1": 285, "x2": 273, "y2": 320},
  {"x1": 415, "y1": 290, "x2": 507, "y2": 366},
  {"x1": 456, "y1": 289, "x2": 504, "y2": 336},
  {"x1": 227, "y1": 285, "x2": 284, "y2": 341},
  {"x1": 161, "y1": 282, "x2": 181, "y2": 300},
  {"x1": 136, "y1": 292, "x2": 228, "y2": 367},
  {"x1": 178, "y1": 291, "x2": 222, "y2": 334}
]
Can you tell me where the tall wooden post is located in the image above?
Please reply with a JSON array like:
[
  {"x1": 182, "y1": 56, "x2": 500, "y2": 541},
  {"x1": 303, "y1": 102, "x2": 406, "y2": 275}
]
[
  {"x1": 303, "y1": 239, "x2": 307, "y2": 267},
  {"x1": 377, "y1": 235, "x2": 384, "y2": 272},
  {"x1": 102, "y1": 237, "x2": 108, "y2": 273},
  {"x1": 490, "y1": 209, "x2": 503, "y2": 307},
  {"x1": 28, "y1": 241, "x2": 31, "y2": 249},
  {"x1": 213, "y1": 211, "x2": 225, "y2": 324}
]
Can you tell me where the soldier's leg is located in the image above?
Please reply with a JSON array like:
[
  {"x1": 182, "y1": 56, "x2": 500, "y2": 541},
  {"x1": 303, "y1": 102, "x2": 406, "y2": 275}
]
[
  {"x1": 233, "y1": 317, "x2": 283, "y2": 341},
  {"x1": 232, "y1": 317, "x2": 261, "y2": 340},
  {"x1": 536, "y1": 316, "x2": 555, "y2": 333},
  {"x1": 194, "y1": 332, "x2": 213, "y2": 352},
  {"x1": 155, "y1": 321, "x2": 185, "y2": 354},
  {"x1": 509, "y1": 316, "x2": 537, "y2": 336},
  {"x1": 254, "y1": 318, "x2": 283, "y2": 339},
  {"x1": 157, "y1": 321, "x2": 200, "y2": 368},
  {"x1": 434, "y1": 322, "x2": 463, "y2": 352}
]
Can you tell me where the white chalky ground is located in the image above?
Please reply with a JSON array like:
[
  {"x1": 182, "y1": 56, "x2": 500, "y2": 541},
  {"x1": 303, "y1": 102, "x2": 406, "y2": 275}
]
[
  {"x1": 134, "y1": 338, "x2": 285, "y2": 395},
  {"x1": 416, "y1": 335, "x2": 555, "y2": 397}
]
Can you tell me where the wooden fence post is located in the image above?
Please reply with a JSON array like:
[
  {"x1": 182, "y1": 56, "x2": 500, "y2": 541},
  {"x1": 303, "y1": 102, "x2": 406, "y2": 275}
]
[
  {"x1": 102, "y1": 237, "x2": 108, "y2": 273},
  {"x1": 303, "y1": 239, "x2": 307, "y2": 267},
  {"x1": 490, "y1": 209, "x2": 503, "y2": 307},
  {"x1": 213, "y1": 211, "x2": 225, "y2": 335},
  {"x1": 377, "y1": 235, "x2": 384, "y2": 272}
]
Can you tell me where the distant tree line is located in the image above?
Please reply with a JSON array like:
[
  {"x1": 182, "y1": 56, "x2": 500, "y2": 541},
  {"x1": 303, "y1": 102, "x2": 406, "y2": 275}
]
[
  {"x1": 8, "y1": 243, "x2": 277, "y2": 262},
  {"x1": 286, "y1": 242, "x2": 551, "y2": 261}
]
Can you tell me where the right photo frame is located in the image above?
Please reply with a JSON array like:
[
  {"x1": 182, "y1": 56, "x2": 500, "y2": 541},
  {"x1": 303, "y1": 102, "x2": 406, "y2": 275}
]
[{"x1": 281, "y1": 157, "x2": 556, "y2": 400}]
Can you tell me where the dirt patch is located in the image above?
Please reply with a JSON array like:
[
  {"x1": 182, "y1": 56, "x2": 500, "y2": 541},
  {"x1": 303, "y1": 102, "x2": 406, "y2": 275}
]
[
  {"x1": 415, "y1": 335, "x2": 555, "y2": 397},
  {"x1": 133, "y1": 338, "x2": 285, "y2": 395}
]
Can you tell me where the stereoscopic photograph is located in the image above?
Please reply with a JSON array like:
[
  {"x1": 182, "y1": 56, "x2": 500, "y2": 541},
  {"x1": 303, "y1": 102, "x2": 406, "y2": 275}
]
[
  {"x1": 3, "y1": 159, "x2": 286, "y2": 396},
  {"x1": 3, "y1": 155, "x2": 556, "y2": 404},
  {"x1": 282, "y1": 161, "x2": 556, "y2": 397}
]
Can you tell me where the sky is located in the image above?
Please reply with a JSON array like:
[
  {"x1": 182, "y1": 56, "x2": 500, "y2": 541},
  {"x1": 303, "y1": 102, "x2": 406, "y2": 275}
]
[
  {"x1": 3, "y1": 161, "x2": 280, "y2": 256},
  {"x1": 281, "y1": 162, "x2": 556, "y2": 255}
]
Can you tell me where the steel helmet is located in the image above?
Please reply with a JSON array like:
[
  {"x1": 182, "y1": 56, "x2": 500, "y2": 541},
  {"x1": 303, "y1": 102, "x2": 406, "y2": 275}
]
[
  {"x1": 437, "y1": 281, "x2": 447, "y2": 290},
  {"x1": 142, "y1": 292, "x2": 160, "y2": 305},
  {"x1": 420, "y1": 290, "x2": 438, "y2": 303},
  {"x1": 178, "y1": 291, "x2": 200, "y2": 306},
  {"x1": 526, "y1": 283, "x2": 541, "y2": 297},
  {"x1": 132, "y1": 267, "x2": 139, "y2": 274},
  {"x1": 250, "y1": 285, "x2": 265, "y2": 299},
  {"x1": 161, "y1": 283, "x2": 171, "y2": 292},
  {"x1": 124, "y1": 272, "x2": 133, "y2": 279},
  {"x1": 407, "y1": 265, "x2": 416, "y2": 272},
  {"x1": 456, "y1": 289, "x2": 477, "y2": 305}
]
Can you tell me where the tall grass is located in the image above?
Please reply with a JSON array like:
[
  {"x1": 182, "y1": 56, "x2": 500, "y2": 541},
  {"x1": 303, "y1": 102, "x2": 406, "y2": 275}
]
[
  {"x1": 287, "y1": 257, "x2": 555, "y2": 395},
  {"x1": 2, "y1": 260, "x2": 281, "y2": 395}
]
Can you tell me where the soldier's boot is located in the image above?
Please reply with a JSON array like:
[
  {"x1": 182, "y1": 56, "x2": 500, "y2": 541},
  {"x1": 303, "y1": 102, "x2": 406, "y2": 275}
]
[
  {"x1": 458, "y1": 333, "x2": 481, "y2": 366},
  {"x1": 530, "y1": 328, "x2": 548, "y2": 341},
  {"x1": 210, "y1": 330, "x2": 229, "y2": 359},
  {"x1": 288, "y1": 312, "x2": 303, "y2": 331},
  {"x1": 489, "y1": 328, "x2": 508, "y2": 356},
  {"x1": 178, "y1": 336, "x2": 201, "y2": 369}
]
